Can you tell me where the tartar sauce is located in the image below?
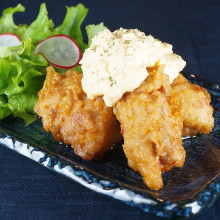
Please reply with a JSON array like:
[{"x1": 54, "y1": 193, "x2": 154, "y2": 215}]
[{"x1": 80, "y1": 28, "x2": 186, "y2": 107}]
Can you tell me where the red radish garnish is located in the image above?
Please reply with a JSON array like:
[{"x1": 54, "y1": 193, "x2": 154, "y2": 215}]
[
  {"x1": 0, "y1": 33, "x2": 22, "y2": 47},
  {"x1": 34, "y1": 35, "x2": 81, "y2": 69}
]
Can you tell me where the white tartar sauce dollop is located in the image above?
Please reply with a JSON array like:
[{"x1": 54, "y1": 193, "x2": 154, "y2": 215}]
[{"x1": 80, "y1": 28, "x2": 186, "y2": 107}]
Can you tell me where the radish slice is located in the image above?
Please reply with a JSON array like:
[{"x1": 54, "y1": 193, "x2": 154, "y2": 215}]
[
  {"x1": 0, "y1": 33, "x2": 22, "y2": 47},
  {"x1": 34, "y1": 35, "x2": 81, "y2": 69}
]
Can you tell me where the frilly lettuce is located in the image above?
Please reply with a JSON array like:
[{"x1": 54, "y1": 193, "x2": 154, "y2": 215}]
[
  {"x1": 86, "y1": 23, "x2": 106, "y2": 47},
  {"x1": 0, "y1": 3, "x2": 106, "y2": 125}
]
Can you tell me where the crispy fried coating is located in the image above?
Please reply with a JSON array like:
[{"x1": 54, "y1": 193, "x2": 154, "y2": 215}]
[
  {"x1": 170, "y1": 74, "x2": 214, "y2": 136},
  {"x1": 114, "y1": 67, "x2": 185, "y2": 190},
  {"x1": 34, "y1": 66, "x2": 121, "y2": 160},
  {"x1": 34, "y1": 64, "x2": 214, "y2": 190}
]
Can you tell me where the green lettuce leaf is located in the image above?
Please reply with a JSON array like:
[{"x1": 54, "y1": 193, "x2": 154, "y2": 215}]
[
  {"x1": 56, "y1": 4, "x2": 88, "y2": 52},
  {"x1": 0, "y1": 47, "x2": 46, "y2": 125},
  {"x1": 0, "y1": 3, "x2": 107, "y2": 125},
  {"x1": 0, "y1": 44, "x2": 24, "y2": 58},
  {"x1": 23, "y1": 3, "x2": 58, "y2": 44},
  {"x1": 86, "y1": 23, "x2": 107, "y2": 47},
  {"x1": 0, "y1": 4, "x2": 26, "y2": 34}
]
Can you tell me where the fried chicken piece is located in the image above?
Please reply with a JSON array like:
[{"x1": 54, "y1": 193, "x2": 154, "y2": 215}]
[
  {"x1": 34, "y1": 66, "x2": 121, "y2": 160},
  {"x1": 170, "y1": 74, "x2": 214, "y2": 136},
  {"x1": 114, "y1": 66, "x2": 185, "y2": 190}
]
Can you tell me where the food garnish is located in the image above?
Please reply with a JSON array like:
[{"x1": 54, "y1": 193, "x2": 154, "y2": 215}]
[
  {"x1": 0, "y1": 3, "x2": 106, "y2": 124},
  {"x1": 34, "y1": 35, "x2": 81, "y2": 69},
  {"x1": 0, "y1": 33, "x2": 21, "y2": 47}
]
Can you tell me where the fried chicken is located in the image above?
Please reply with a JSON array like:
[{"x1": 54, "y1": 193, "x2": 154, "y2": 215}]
[
  {"x1": 34, "y1": 66, "x2": 121, "y2": 160},
  {"x1": 113, "y1": 66, "x2": 186, "y2": 190},
  {"x1": 113, "y1": 66, "x2": 214, "y2": 190},
  {"x1": 35, "y1": 65, "x2": 214, "y2": 191},
  {"x1": 170, "y1": 74, "x2": 214, "y2": 136}
]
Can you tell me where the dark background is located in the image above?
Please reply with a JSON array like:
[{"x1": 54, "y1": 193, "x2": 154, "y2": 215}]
[{"x1": 0, "y1": 0, "x2": 219, "y2": 219}]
